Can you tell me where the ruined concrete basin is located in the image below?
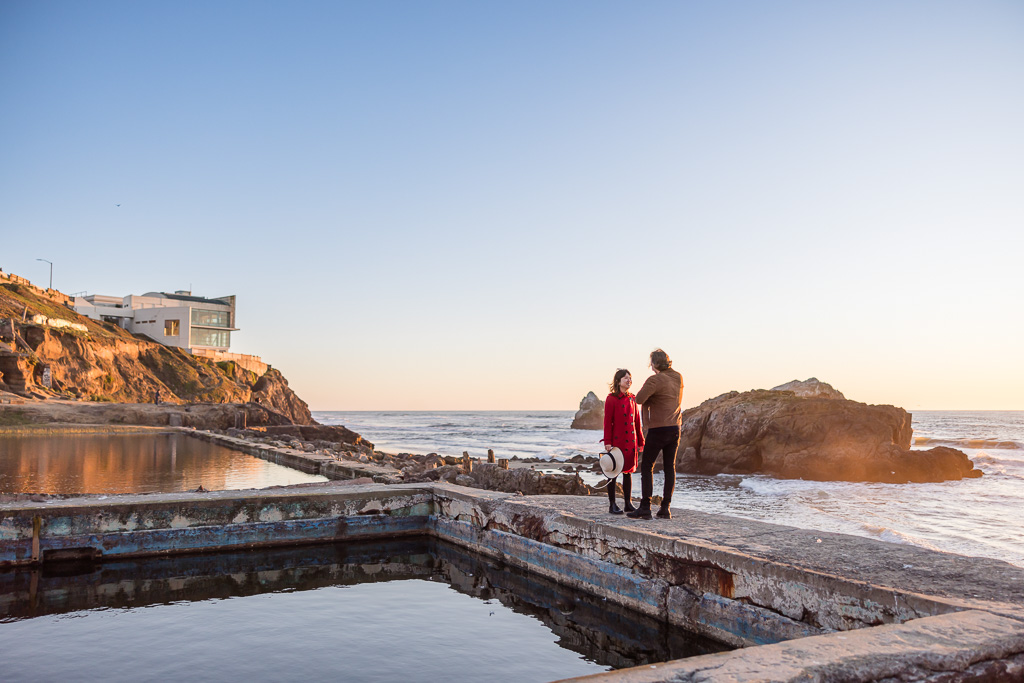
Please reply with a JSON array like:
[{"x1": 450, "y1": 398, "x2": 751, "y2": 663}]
[{"x1": 2, "y1": 481, "x2": 1023, "y2": 681}]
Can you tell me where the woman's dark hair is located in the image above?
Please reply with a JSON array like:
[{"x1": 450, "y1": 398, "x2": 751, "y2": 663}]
[
  {"x1": 609, "y1": 368, "x2": 631, "y2": 394},
  {"x1": 650, "y1": 348, "x2": 672, "y2": 371}
]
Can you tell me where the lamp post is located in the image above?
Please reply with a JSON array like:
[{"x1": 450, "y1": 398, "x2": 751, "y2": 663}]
[{"x1": 36, "y1": 258, "x2": 52, "y2": 290}]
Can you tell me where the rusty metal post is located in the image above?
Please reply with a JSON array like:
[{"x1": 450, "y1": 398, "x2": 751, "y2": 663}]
[
  {"x1": 498, "y1": 458, "x2": 509, "y2": 470},
  {"x1": 462, "y1": 452, "x2": 472, "y2": 473},
  {"x1": 487, "y1": 449, "x2": 495, "y2": 463},
  {"x1": 31, "y1": 515, "x2": 41, "y2": 564}
]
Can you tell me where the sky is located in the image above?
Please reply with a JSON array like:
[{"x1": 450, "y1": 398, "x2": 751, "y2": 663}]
[{"x1": 1, "y1": 1, "x2": 1022, "y2": 411}]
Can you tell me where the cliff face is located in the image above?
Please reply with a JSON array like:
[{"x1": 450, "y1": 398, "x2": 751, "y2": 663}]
[{"x1": 0, "y1": 282, "x2": 313, "y2": 425}]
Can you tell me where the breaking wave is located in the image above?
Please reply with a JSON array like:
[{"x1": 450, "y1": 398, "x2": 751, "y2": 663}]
[
  {"x1": 913, "y1": 437, "x2": 1021, "y2": 450},
  {"x1": 858, "y1": 524, "x2": 944, "y2": 552},
  {"x1": 737, "y1": 477, "x2": 835, "y2": 497},
  {"x1": 737, "y1": 477, "x2": 786, "y2": 496}
]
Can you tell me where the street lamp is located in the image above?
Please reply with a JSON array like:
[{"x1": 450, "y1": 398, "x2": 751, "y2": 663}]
[{"x1": 36, "y1": 258, "x2": 52, "y2": 290}]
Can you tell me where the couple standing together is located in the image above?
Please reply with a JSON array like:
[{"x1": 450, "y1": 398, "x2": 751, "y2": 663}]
[{"x1": 602, "y1": 348, "x2": 683, "y2": 520}]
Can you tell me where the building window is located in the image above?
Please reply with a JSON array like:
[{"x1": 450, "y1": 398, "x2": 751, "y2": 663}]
[
  {"x1": 191, "y1": 328, "x2": 230, "y2": 348},
  {"x1": 191, "y1": 309, "x2": 230, "y2": 328},
  {"x1": 164, "y1": 319, "x2": 180, "y2": 336}
]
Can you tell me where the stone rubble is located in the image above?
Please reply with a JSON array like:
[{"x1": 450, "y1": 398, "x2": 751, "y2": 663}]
[{"x1": 218, "y1": 427, "x2": 601, "y2": 497}]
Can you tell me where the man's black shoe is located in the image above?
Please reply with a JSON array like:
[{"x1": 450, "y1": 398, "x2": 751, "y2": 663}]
[
  {"x1": 656, "y1": 506, "x2": 672, "y2": 519},
  {"x1": 626, "y1": 507, "x2": 652, "y2": 520}
]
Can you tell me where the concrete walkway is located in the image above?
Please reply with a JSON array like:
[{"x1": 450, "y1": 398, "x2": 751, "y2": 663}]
[{"x1": 526, "y1": 495, "x2": 1024, "y2": 619}]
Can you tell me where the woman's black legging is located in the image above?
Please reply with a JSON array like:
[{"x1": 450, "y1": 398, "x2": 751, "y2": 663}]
[{"x1": 607, "y1": 473, "x2": 633, "y2": 502}]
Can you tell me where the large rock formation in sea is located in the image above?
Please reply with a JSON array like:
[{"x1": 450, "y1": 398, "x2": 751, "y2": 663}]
[
  {"x1": 677, "y1": 379, "x2": 981, "y2": 483},
  {"x1": 571, "y1": 391, "x2": 604, "y2": 430}
]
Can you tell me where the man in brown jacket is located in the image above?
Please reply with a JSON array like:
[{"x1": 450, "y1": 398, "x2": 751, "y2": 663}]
[{"x1": 627, "y1": 348, "x2": 683, "y2": 520}]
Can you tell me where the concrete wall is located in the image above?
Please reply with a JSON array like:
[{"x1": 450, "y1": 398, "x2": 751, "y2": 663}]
[
  {"x1": 0, "y1": 484, "x2": 432, "y2": 565},
  {"x1": 0, "y1": 270, "x2": 31, "y2": 286},
  {"x1": 191, "y1": 349, "x2": 268, "y2": 375},
  {"x1": 72, "y1": 299, "x2": 134, "y2": 325},
  {"x1": 123, "y1": 294, "x2": 173, "y2": 310},
  {"x1": 0, "y1": 270, "x2": 73, "y2": 306},
  {"x1": 128, "y1": 304, "x2": 190, "y2": 348},
  {"x1": 2, "y1": 480, "x2": 1024, "y2": 681}
]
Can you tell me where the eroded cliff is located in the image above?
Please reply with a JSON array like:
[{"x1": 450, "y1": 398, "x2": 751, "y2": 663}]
[{"x1": 0, "y1": 282, "x2": 312, "y2": 425}]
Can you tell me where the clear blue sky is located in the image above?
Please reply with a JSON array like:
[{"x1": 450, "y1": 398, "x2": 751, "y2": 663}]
[{"x1": 2, "y1": 1, "x2": 1022, "y2": 410}]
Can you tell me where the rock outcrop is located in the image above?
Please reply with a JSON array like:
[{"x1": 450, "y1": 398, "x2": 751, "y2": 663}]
[
  {"x1": 677, "y1": 381, "x2": 981, "y2": 483},
  {"x1": 571, "y1": 391, "x2": 604, "y2": 430},
  {"x1": 251, "y1": 369, "x2": 313, "y2": 425},
  {"x1": 0, "y1": 282, "x2": 313, "y2": 425},
  {"x1": 770, "y1": 377, "x2": 845, "y2": 400},
  {"x1": 262, "y1": 424, "x2": 370, "y2": 449},
  {"x1": 404, "y1": 462, "x2": 595, "y2": 496}
]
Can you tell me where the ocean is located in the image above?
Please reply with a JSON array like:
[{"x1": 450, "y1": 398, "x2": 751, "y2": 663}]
[{"x1": 314, "y1": 410, "x2": 1024, "y2": 568}]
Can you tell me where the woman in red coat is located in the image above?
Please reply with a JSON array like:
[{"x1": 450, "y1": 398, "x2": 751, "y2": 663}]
[{"x1": 603, "y1": 368, "x2": 644, "y2": 514}]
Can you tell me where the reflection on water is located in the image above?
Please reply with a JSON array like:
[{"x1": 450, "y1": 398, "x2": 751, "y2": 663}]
[
  {"x1": 0, "y1": 539, "x2": 727, "y2": 682},
  {"x1": 0, "y1": 432, "x2": 326, "y2": 494}
]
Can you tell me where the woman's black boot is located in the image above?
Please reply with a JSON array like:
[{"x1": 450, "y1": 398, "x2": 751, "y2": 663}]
[
  {"x1": 621, "y1": 474, "x2": 635, "y2": 511},
  {"x1": 607, "y1": 476, "x2": 622, "y2": 513}
]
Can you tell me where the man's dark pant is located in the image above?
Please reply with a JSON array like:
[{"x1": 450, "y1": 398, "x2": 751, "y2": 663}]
[{"x1": 639, "y1": 426, "x2": 680, "y2": 509}]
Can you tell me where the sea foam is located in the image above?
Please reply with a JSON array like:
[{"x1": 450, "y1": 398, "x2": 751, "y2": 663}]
[
  {"x1": 738, "y1": 477, "x2": 832, "y2": 497},
  {"x1": 914, "y1": 437, "x2": 1021, "y2": 450}
]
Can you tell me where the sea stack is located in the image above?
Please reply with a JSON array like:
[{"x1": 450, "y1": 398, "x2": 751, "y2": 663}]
[{"x1": 571, "y1": 391, "x2": 604, "y2": 430}]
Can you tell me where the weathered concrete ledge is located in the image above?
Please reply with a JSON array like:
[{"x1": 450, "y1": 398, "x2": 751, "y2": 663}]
[
  {"x1": 557, "y1": 610, "x2": 1024, "y2": 682},
  {"x1": 186, "y1": 427, "x2": 402, "y2": 482},
  {"x1": 2, "y1": 483, "x2": 1023, "y2": 681}
]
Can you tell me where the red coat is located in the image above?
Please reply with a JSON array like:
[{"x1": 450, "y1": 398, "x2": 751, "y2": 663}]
[{"x1": 603, "y1": 392, "x2": 643, "y2": 474}]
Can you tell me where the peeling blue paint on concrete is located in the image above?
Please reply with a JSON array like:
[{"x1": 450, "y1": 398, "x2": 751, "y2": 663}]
[{"x1": 5, "y1": 481, "x2": 1023, "y2": 664}]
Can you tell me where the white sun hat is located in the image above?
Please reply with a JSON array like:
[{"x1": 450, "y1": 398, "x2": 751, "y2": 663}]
[{"x1": 599, "y1": 447, "x2": 625, "y2": 479}]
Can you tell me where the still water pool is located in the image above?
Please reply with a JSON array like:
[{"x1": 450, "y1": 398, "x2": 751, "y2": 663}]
[
  {"x1": 0, "y1": 432, "x2": 327, "y2": 494},
  {"x1": 0, "y1": 539, "x2": 727, "y2": 682}
]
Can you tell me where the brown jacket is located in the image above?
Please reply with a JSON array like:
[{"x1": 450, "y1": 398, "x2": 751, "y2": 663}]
[{"x1": 635, "y1": 368, "x2": 684, "y2": 429}]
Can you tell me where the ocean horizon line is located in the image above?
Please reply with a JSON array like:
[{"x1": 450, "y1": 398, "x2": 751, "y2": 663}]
[
  {"x1": 314, "y1": 409, "x2": 575, "y2": 412},
  {"x1": 312, "y1": 408, "x2": 1024, "y2": 413}
]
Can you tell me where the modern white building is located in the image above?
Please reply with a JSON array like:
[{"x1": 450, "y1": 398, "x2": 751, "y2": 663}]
[{"x1": 73, "y1": 291, "x2": 238, "y2": 353}]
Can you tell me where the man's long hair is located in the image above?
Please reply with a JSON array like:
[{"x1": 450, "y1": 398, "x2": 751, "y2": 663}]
[{"x1": 650, "y1": 348, "x2": 672, "y2": 371}]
